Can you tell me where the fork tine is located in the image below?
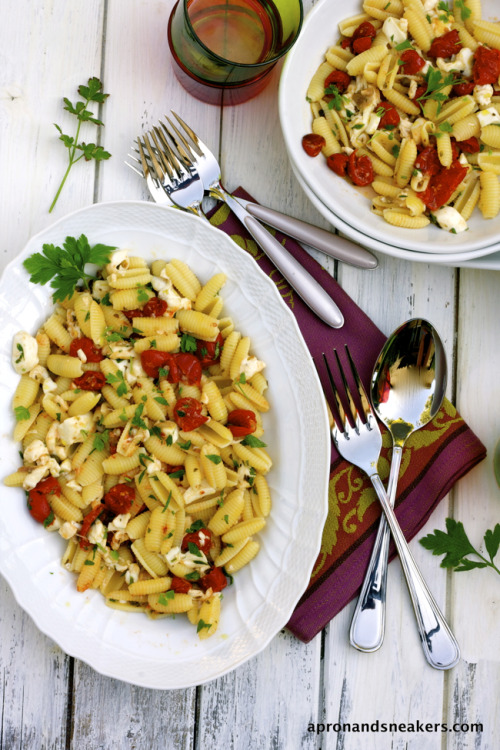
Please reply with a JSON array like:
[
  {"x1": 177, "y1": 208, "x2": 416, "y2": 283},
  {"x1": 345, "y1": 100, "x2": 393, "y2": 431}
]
[
  {"x1": 333, "y1": 349, "x2": 360, "y2": 428},
  {"x1": 321, "y1": 353, "x2": 348, "y2": 432},
  {"x1": 136, "y1": 138, "x2": 150, "y2": 178},
  {"x1": 344, "y1": 345, "x2": 372, "y2": 422},
  {"x1": 149, "y1": 128, "x2": 176, "y2": 178},
  {"x1": 170, "y1": 111, "x2": 203, "y2": 153},
  {"x1": 161, "y1": 116, "x2": 200, "y2": 165},
  {"x1": 141, "y1": 133, "x2": 165, "y2": 183}
]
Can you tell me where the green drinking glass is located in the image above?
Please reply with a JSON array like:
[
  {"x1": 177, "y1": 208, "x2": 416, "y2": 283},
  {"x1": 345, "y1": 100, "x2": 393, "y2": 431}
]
[{"x1": 168, "y1": 0, "x2": 303, "y2": 105}]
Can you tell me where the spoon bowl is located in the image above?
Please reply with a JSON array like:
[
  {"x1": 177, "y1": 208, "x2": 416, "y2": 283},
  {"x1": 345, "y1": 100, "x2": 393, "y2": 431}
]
[
  {"x1": 371, "y1": 319, "x2": 447, "y2": 449},
  {"x1": 349, "y1": 319, "x2": 455, "y2": 666}
]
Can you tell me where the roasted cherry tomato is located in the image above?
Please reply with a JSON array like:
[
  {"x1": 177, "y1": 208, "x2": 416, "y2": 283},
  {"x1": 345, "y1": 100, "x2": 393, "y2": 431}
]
[
  {"x1": 27, "y1": 476, "x2": 59, "y2": 525},
  {"x1": 73, "y1": 371, "x2": 106, "y2": 391},
  {"x1": 196, "y1": 333, "x2": 224, "y2": 367},
  {"x1": 79, "y1": 504, "x2": 104, "y2": 548},
  {"x1": 170, "y1": 577, "x2": 192, "y2": 594},
  {"x1": 69, "y1": 336, "x2": 103, "y2": 362},
  {"x1": 302, "y1": 133, "x2": 325, "y2": 157},
  {"x1": 35, "y1": 476, "x2": 61, "y2": 496},
  {"x1": 452, "y1": 81, "x2": 474, "y2": 97},
  {"x1": 399, "y1": 49, "x2": 425, "y2": 76},
  {"x1": 142, "y1": 297, "x2": 168, "y2": 317},
  {"x1": 351, "y1": 21, "x2": 376, "y2": 54},
  {"x1": 340, "y1": 37, "x2": 351, "y2": 49},
  {"x1": 123, "y1": 308, "x2": 144, "y2": 320},
  {"x1": 377, "y1": 101, "x2": 400, "y2": 130},
  {"x1": 27, "y1": 491, "x2": 53, "y2": 524},
  {"x1": 427, "y1": 29, "x2": 462, "y2": 57},
  {"x1": 421, "y1": 160, "x2": 468, "y2": 210},
  {"x1": 458, "y1": 136, "x2": 481, "y2": 154},
  {"x1": 103, "y1": 483, "x2": 135, "y2": 515},
  {"x1": 173, "y1": 397, "x2": 208, "y2": 431},
  {"x1": 174, "y1": 353, "x2": 202, "y2": 385},
  {"x1": 200, "y1": 567, "x2": 227, "y2": 593},
  {"x1": 415, "y1": 146, "x2": 442, "y2": 176},
  {"x1": 140, "y1": 349, "x2": 171, "y2": 378},
  {"x1": 473, "y1": 45, "x2": 500, "y2": 85},
  {"x1": 428, "y1": 29, "x2": 462, "y2": 58},
  {"x1": 324, "y1": 70, "x2": 351, "y2": 93},
  {"x1": 227, "y1": 409, "x2": 257, "y2": 438},
  {"x1": 326, "y1": 153, "x2": 349, "y2": 176},
  {"x1": 182, "y1": 527, "x2": 213, "y2": 556},
  {"x1": 347, "y1": 150, "x2": 374, "y2": 186}
]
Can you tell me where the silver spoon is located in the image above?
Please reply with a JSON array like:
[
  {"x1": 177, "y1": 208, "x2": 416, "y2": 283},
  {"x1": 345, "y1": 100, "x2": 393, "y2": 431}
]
[{"x1": 350, "y1": 319, "x2": 459, "y2": 668}]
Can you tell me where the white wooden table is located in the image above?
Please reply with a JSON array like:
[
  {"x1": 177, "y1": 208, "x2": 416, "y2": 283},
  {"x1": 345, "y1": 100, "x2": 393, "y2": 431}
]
[{"x1": 1, "y1": 1, "x2": 499, "y2": 747}]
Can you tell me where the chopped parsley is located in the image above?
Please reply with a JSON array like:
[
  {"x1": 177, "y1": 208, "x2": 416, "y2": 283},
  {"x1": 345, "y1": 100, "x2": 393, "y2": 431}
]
[{"x1": 14, "y1": 405, "x2": 31, "y2": 421}]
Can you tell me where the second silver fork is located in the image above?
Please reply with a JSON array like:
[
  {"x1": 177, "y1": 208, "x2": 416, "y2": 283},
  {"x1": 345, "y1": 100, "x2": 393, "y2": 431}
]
[
  {"x1": 321, "y1": 347, "x2": 460, "y2": 670},
  {"x1": 136, "y1": 124, "x2": 345, "y2": 329}
]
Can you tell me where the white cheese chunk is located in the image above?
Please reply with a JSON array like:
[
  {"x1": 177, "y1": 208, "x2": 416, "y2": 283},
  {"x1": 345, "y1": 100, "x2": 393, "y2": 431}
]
[
  {"x1": 88, "y1": 519, "x2": 108, "y2": 547},
  {"x1": 12, "y1": 331, "x2": 39, "y2": 374},
  {"x1": 108, "y1": 513, "x2": 131, "y2": 532},
  {"x1": 58, "y1": 414, "x2": 94, "y2": 446},
  {"x1": 183, "y1": 480, "x2": 216, "y2": 506},
  {"x1": 125, "y1": 563, "x2": 140, "y2": 585},
  {"x1": 240, "y1": 356, "x2": 266, "y2": 380},
  {"x1": 59, "y1": 521, "x2": 81, "y2": 540},
  {"x1": 432, "y1": 206, "x2": 468, "y2": 233},
  {"x1": 474, "y1": 84, "x2": 493, "y2": 108},
  {"x1": 23, "y1": 439, "x2": 49, "y2": 464},
  {"x1": 106, "y1": 249, "x2": 129, "y2": 275},
  {"x1": 477, "y1": 107, "x2": 500, "y2": 128},
  {"x1": 382, "y1": 17, "x2": 408, "y2": 47}
]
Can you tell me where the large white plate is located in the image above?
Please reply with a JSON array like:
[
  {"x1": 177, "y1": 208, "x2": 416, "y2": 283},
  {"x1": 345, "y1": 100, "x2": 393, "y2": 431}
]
[
  {"x1": 290, "y1": 158, "x2": 500, "y2": 269},
  {"x1": 279, "y1": 0, "x2": 500, "y2": 258},
  {"x1": 0, "y1": 201, "x2": 330, "y2": 689}
]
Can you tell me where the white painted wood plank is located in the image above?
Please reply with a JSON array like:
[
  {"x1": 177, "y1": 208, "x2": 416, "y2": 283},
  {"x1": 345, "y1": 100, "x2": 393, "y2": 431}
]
[
  {"x1": 70, "y1": 664, "x2": 196, "y2": 749},
  {"x1": 446, "y1": 268, "x2": 500, "y2": 750},
  {"x1": 98, "y1": 0, "x2": 221, "y2": 206},
  {"x1": 196, "y1": 631, "x2": 321, "y2": 749},
  {"x1": 0, "y1": 2, "x2": 104, "y2": 748}
]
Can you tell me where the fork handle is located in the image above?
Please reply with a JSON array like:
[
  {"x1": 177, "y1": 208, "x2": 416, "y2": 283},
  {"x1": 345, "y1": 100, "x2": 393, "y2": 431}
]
[
  {"x1": 241, "y1": 201, "x2": 378, "y2": 270},
  {"x1": 213, "y1": 189, "x2": 344, "y2": 328},
  {"x1": 369, "y1": 472, "x2": 460, "y2": 670},
  {"x1": 349, "y1": 446, "x2": 402, "y2": 652}
]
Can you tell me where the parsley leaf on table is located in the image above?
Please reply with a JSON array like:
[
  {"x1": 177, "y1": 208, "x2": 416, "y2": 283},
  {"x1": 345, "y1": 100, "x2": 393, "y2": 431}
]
[
  {"x1": 49, "y1": 77, "x2": 111, "y2": 213},
  {"x1": 420, "y1": 518, "x2": 500, "y2": 575},
  {"x1": 23, "y1": 234, "x2": 116, "y2": 302}
]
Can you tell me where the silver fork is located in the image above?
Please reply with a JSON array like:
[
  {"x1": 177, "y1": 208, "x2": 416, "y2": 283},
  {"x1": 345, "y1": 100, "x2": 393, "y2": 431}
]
[
  {"x1": 162, "y1": 112, "x2": 377, "y2": 270},
  {"x1": 138, "y1": 131, "x2": 205, "y2": 218},
  {"x1": 321, "y1": 347, "x2": 460, "y2": 670},
  {"x1": 135, "y1": 127, "x2": 345, "y2": 329}
]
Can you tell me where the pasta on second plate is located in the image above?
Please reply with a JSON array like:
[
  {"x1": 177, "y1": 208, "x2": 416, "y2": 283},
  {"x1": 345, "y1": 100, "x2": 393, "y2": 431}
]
[
  {"x1": 5, "y1": 249, "x2": 272, "y2": 640},
  {"x1": 303, "y1": 0, "x2": 500, "y2": 232}
]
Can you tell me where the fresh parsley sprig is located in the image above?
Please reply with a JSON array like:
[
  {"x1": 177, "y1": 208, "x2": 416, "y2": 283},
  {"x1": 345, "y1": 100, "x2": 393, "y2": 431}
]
[
  {"x1": 417, "y1": 67, "x2": 457, "y2": 114},
  {"x1": 49, "y1": 77, "x2": 111, "y2": 213},
  {"x1": 420, "y1": 518, "x2": 500, "y2": 576},
  {"x1": 23, "y1": 234, "x2": 116, "y2": 302}
]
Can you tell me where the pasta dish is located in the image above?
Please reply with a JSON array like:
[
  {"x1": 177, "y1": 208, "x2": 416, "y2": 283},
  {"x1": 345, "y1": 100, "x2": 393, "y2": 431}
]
[
  {"x1": 302, "y1": 0, "x2": 500, "y2": 232},
  {"x1": 4, "y1": 244, "x2": 272, "y2": 640}
]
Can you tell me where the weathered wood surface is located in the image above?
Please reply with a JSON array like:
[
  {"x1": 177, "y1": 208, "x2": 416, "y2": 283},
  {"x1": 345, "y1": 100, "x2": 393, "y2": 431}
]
[{"x1": 0, "y1": 0, "x2": 498, "y2": 748}]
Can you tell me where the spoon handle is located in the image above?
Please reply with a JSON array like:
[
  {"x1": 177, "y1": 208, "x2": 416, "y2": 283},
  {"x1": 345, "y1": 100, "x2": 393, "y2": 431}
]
[
  {"x1": 349, "y1": 447, "x2": 402, "y2": 652},
  {"x1": 369, "y1": 472, "x2": 460, "y2": 670}
]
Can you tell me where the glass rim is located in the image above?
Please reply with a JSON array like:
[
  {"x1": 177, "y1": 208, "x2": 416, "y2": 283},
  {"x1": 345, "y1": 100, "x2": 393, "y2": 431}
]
[{"x1": 180, "y1": 0, "x2": 304, "y2": 69}]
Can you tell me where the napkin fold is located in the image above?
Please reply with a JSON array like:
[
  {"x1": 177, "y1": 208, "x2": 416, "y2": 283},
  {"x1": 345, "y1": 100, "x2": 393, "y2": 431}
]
[{"x1": 208, "y1": 188, "x2": 486, "y2": 643}]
